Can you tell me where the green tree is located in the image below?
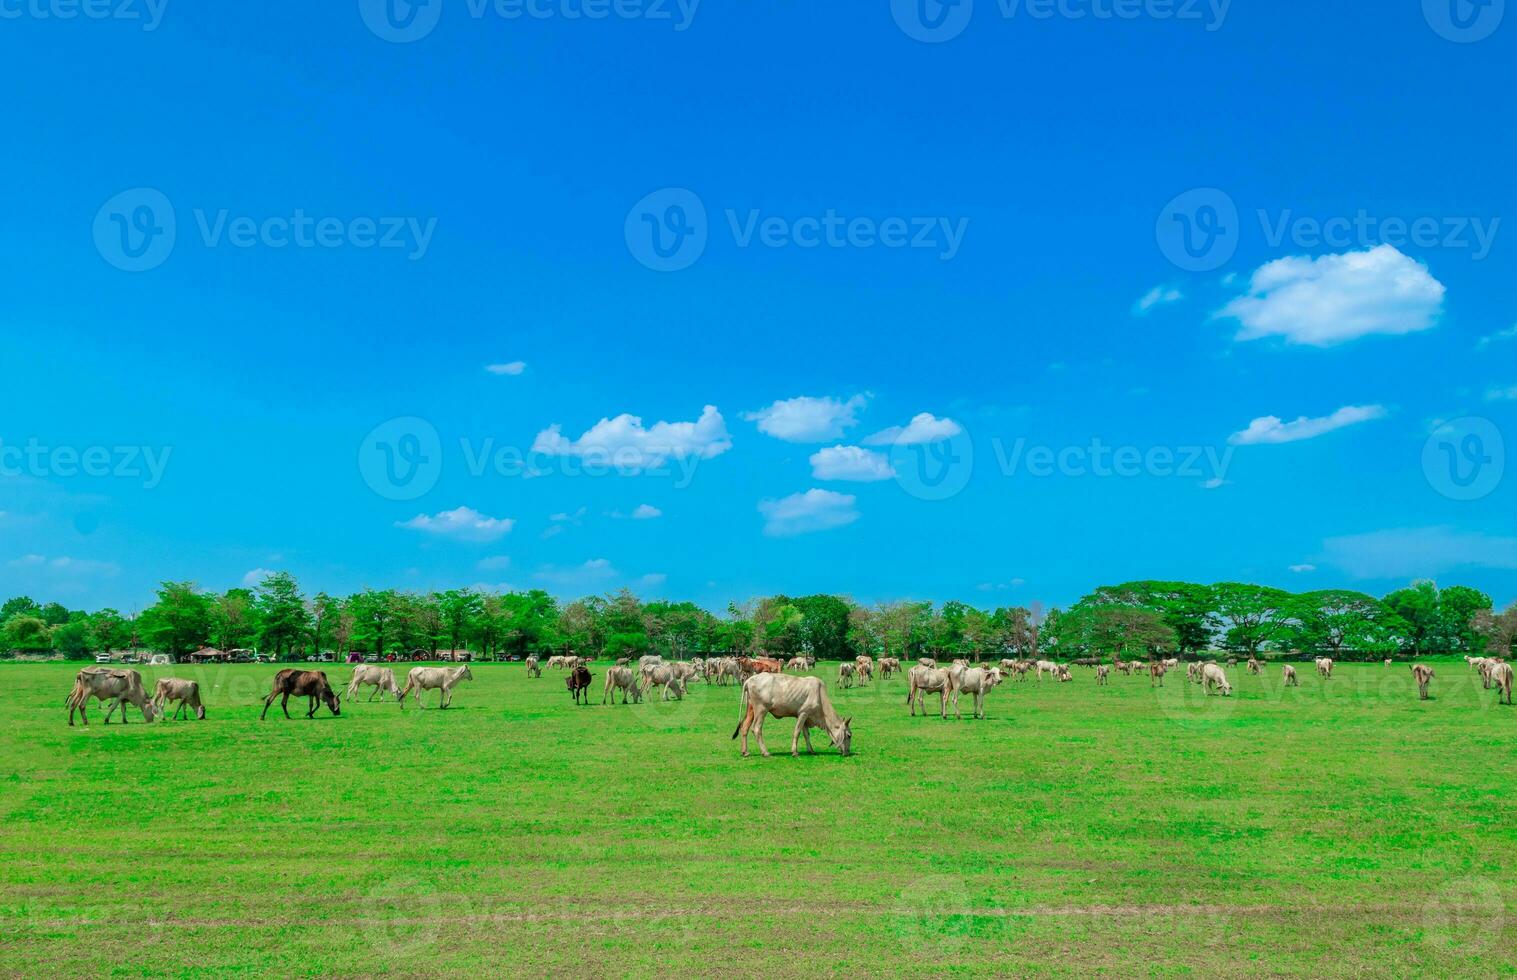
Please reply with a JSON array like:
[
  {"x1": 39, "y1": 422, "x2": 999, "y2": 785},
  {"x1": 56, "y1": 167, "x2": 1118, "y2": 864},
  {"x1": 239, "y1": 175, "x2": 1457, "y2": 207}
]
[
  {"x1": 3, "y1": 615, "x2": 51, "y2": 651},
  {"x1": 51, "y1": 618, "x2": 93, "y2": 658},
  {"x1": 138, "y1": 582, "x2": 212, "y2": 658},
  {"x1": 254, "y1": 572, "x2": 310, "y2": 656},
  {"x1": 1212, "y1": 583, "x2": 1294, "y2": 655}
]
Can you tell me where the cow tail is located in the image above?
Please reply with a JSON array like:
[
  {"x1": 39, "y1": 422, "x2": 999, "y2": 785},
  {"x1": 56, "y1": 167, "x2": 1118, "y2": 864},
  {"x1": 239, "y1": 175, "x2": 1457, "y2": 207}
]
[{"x1": 731, "y1": 684, "x2": 751, "y2": 739}]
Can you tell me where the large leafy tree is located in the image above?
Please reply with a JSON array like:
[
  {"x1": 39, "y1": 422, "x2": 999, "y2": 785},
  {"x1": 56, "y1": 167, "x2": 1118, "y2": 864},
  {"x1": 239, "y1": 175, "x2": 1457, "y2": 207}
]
[
  {"x1": 1212, "y1": 583, "x2": 1294, "y2": 655},
  {"x1": 3, "y1": 615, "x2": 51, "y2": 651},
  {"x1": 210, "y1": 588, "x2": 257, "y2": 650},
  {"x1": 138, "y1": 582, "x2": 212, "y2": 658},
  {"x1": 254, "y1": 572, "x2": 310, "y2": 656},
  {"x1": 1289, "y1": 590, "x2": 1405, "y2": 657},
  {"x1": 1083, "y1": 581, "x2": 1215, "y2": 653}
]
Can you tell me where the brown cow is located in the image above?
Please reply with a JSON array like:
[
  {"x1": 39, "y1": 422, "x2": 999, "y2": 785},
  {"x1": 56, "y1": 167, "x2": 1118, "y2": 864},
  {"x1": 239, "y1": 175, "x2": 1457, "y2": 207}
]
[
  {"x1": 567, "y1": 664, "x2": 593, "y2": 705},
  {"x1": 260, "y1": 669, "x2": 341, "y2": 720},
  {"x1": 152, "y1": 678, "x2": 206, "y2": 720},
  {"x1": 66, "y1": 668, "x2": 158, "y2": 726}
]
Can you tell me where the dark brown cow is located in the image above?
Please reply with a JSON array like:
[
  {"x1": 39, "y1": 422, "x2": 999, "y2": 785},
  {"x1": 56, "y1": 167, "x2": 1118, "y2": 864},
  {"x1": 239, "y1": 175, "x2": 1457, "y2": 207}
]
[
  {"x1": 260, "y1": 669, "x2": 341, "y2": 720},
  {"x1": 567, "y1": 664, "x2": 593, "y2": 705}
]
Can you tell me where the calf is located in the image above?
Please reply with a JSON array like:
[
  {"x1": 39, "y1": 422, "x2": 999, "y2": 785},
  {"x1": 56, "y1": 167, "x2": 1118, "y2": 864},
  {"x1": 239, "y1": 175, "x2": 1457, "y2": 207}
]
[
  {"x1": 152, "y1": 678, "x2": 206, "y2": 720},
  {"x1": 1411, "y1": 664, "x2": 1435, "y2": 701}
]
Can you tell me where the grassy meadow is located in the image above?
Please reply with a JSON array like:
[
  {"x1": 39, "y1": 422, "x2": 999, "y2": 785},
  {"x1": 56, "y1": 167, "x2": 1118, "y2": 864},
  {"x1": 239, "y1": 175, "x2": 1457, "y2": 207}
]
[{"x1": 0, "y1": 659, "x2": 1513, "y2": 977}]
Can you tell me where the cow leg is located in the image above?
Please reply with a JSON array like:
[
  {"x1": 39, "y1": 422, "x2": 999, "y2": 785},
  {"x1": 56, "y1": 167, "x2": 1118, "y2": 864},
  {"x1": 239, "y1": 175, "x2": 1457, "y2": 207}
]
[
  {"x1": 281, "y1": 693, "x2": 292, "y2": 719},
  {"x1": 260, "y1": 692, "x2": 275, "y2": 720},
  {"x1": 802, "y1": 724, "x2": 815, "y2": 755},
  {"x1": 752, "y1": 713, "x2": 770, "y2": 758}
]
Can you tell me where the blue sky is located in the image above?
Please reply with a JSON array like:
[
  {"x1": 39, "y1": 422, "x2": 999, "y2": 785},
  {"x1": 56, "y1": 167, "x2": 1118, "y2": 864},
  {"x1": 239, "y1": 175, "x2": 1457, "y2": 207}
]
[{"x1": 1, "y1": 1, "x2": 1513, "y2": 613}]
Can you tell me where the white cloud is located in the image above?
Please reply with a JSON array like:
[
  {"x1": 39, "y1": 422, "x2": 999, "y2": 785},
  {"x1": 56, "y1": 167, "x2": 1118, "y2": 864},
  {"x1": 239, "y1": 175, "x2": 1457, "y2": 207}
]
[
  {"x1": 1477, "y1": 324, "x2": 1517, "y2": 349},
  {"x1": 534, "y1": 558, "x2": 619, "y2": 587},
  {"x1": 1288, "y1": 564, "x2": 1316, "y2": 573},
  {"x1": 6, "y1": 555, "x2": 118, "y2": 576},
  {"x1": 631, "y1": 504, "x2": 662, "y2": 520},
  {"x1": 396, "y1": 506, "x2": 515, "y2": 542},
  {"x1": 864, "y1": 412, "x2": 962, "y2": 446},
  {"x1": 809, "y1": 445, "x2": 894, "y2": 482},
  {"x1": 241, "y1": 567, "x2": 273, "y2": 587},
  {"x1": 743, "y1": 395, "x2": 868, "y2": 442},
  {"x1": 1322, "y1": 527, "x2": 1517, "y2": 579},
  {"x1": 1215, "y1": 245, "x2": 1445, "y2": 346},
  {"x1": 1229, "y1": 405, "x2": 1387, "y2": 445},
  {"x1": 476, "y1": 556, "x2": 511, "y2": 570},
  {"x1": 1133, "y1": 285, "x2": 1183, "y2": 314},
  {"x1": 637, "y1": 572, "x2": 667, "y2": 588},
  {"x1": 532, "y1": 405, "x2": 731, "y2": 468},
  {"x1": 485, "y1": 361, "x2": 526, "y2": 375},
  {"x1": 758, "y1": 489, "x2": 859, "y2": 537},
  {"x1": 976, "y1": 579, "x2": 1025, "y2": 592},
  {"x1": 1484, "y1": 384, "x2": 1517, "y2": 402}
]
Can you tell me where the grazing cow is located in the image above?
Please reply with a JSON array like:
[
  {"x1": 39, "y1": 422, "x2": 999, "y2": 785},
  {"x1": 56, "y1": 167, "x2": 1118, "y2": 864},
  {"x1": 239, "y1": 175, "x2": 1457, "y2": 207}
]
[
  {"x1": 837, "y1": 662, "x2": 856, "y2": 688},
  {"x1": 1315, "y1": 657, "x2": 1334, "y2": 679},
  {"x1": 878, "y1": 657, "x2": 901, "y2": 679},
  {"x1": 152, "y1": 678, "x2": 206, "y2": 720},
  {"x1": 1411, "y1": 664, "x2": 1435, "y2": 701},
  {"x1": 732, "y1": 673, "x2": 852, "y2": 758},
  {"x1": 66, "y1": 668, "x2": 158, "y2": 726},
  {"x1": 855, "y1": 660, "x2": 873, "y2": 684},
  {"x1": 1056, "y1": 666, "x2": 1073, "y2": 683},
  {"x1": 1095, "y1": 665, "x2": 1110, "y2": 686},
  {"x1": 346, "y1": 665, "x2": 401, "y2": 703},
  {"x1": 1186, "y1": 662, "x2": 1203, "y2": 684},
  {"x1": 567, "y1": 664, "x2": 593, "y2": 705},
  {"x1": 397, "y1": 665, "x2": 474, "y2": 709},
  {"x1": 906, "y1": 665, "x2": 955, "y2": 718},
  {"x1": 1247, "y1": 658, "x2": 1262, "y2": 675},
  {"x1": 736, "y1": 656, "x2": 784, "y2": 678},
  {"x1": 602, "y1": 665, "x2": 642, "y2": 704},
  {"x1": 1034, "y1": 660, "x2": 1060, "y2": 682},
  {"x1": 1489, "y1": 662, "x2": 1513, "y2": 706},
  {"x1": 1201, "y1": 663, "x2": 1232, "y2": 697},
  {"x1": 951, "y1": 667, "x2": 1001, "y2": 719},
  {"x1": 1149, "y1": 662, "x2": 1167, "y2": 687},
  {"x1": 639, "y1": 664, "x2": 687, "y2": 700},
  {"x1": 260, "y1": 669, "x2": 340, "y2": 720},
  {"x1": 664, "y1": 675, "x2": 687, "y2": 700},
  {"x1": 1282, "y1": 664, "x2": 1299, "y2": 686},
  {"x1": 525, "y1": 656, "x2": 541, "y2": 678},
  {"x1": 917, "y1": 658, "x2": 938, "y2": 669},
  {"x1": 1384, "y1": 658, "x2": 1393, "y2": 667},
  {"x1": 547, "y1": 655, "x2": 572, "y2": 670},
  {"x1": 786, "y1": 656, "x2": 810, "y2": 672}
]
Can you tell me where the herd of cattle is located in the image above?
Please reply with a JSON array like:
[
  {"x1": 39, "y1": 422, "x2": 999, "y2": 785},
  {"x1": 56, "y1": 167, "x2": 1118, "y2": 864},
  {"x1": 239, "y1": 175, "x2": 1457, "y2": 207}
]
[{"x1": 61, "y1": 650, "x2": 1513, "y2": 757}]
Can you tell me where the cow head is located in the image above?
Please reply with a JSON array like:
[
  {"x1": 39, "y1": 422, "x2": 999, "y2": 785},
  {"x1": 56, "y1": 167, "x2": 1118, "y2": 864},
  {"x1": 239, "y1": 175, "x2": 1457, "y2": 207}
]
[
  {"x1": 324, "y1": 690, "x2": 342, "y2": 716},
  {"x1": 460, "y1": 666, "x2": 474, "y2": 682},
  {"x1": 832, "y1": 717, "x2": 853, "y2": 757}
]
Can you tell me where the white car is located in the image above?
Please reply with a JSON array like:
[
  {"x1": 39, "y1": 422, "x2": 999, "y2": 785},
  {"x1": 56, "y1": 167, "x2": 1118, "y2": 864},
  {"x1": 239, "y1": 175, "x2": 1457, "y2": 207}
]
[{"x1": 94, "y1": 654, "x2": 112, "y2": 664}]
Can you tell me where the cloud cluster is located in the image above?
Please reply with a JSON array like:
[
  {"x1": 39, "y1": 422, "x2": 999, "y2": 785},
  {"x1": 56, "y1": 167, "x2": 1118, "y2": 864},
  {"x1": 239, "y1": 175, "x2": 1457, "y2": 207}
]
[
  {"x1": 533, "y1": 405, "x2": 731, "y2": 468},
  {"x1": 1229, "y1": 405, "x2": 1387, "y2": 445},
  {"x1": 396, "y1": 506, "x2": 515, "y2": 542},
  {"x1": 758, "y1": 489, "x2": 859, "y2": 537},
  {"x1": 744, "y1": 395, "x2": 869, "y2": 442},
  {"x1": 809, "y1": 445, "x2": 894, "y2": 482},
  {"x1": 1216, "y1": 245, "x2": 1445, "y2": 346}
]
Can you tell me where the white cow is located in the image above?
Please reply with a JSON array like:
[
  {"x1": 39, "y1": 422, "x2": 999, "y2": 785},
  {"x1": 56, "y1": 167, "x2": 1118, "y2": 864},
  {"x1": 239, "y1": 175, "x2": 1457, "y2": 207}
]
[
  {"x1": 1282, "y1": 664, "x2": 1299, "y2": 686},
  {"x1": 1201, "y1": 663, "x2": 1232, "y2": 696},
  {"x1": 525, "y1": 656, "x2": 541, "y2": 678},
  {"x1": 1411, "y1": 664, "x2": 1435, "y2": 701},
  {"x1": 950, "y1": 666, "x2": 1001, "y2": 720},
  {"x1": 732, "y1": 673, "x2": 852, "y2": 758},
  {"x1": 906, "y1": 665, "x2": 955, "y2": 718},
  {"x1": 397, "y1": 665, "x2": 473, "y2": 708},
  {"x1": 1034, "y1": 660, "x2": 1060, "y2": 681},
  {"x1": 1315, "y1": 657, "x2": 1334, "y2": 679},
  {"x1": 66, "y1": 667, "x2": 157, "y2": 726},
  {"x1": 602, "y1": 665, "x2": 642, "y2": 704},
  {"x1": 837, "y1": 662, "x2": 856, "y2": 688},
  {"x1": 347, "y1": 665, "x2": 401, "y2": 702},
  {"x1": 1488, "y1": 661, "x2": 1513, "y2": 706}
]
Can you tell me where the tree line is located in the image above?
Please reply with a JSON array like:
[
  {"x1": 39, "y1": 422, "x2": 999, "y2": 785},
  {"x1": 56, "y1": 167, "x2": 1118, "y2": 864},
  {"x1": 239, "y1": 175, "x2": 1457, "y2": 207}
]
[{"x1": 1, "y1": 574, "x2": 1514, "y2": 662}]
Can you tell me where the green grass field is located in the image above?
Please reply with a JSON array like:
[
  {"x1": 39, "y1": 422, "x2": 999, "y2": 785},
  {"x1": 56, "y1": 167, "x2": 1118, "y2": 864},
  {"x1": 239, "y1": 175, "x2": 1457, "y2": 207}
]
[{"x1": 1, "y1": 660, "x2": 1512, "y2": 977}]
